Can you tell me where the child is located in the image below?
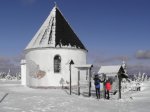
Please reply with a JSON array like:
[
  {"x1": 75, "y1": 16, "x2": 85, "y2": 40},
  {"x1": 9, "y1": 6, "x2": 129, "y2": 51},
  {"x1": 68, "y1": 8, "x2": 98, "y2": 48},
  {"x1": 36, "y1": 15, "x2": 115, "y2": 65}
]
[{"x1": 105, "y1": 80, "x2": 111, "y2": 99}]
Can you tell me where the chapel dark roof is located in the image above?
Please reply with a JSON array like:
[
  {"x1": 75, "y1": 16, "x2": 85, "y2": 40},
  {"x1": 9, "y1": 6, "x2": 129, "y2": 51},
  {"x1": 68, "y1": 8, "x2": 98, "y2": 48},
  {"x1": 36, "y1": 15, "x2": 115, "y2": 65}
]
[{"x1": 25, "y1": 6, "x2": 87, "y2": 51}]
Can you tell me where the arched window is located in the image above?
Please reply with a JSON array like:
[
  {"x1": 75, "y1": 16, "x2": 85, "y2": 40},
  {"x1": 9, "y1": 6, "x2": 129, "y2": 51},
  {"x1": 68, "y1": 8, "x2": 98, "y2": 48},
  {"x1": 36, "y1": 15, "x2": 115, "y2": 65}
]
[{"x1": 54, "y1": 55, "x2": 61, "y2": 73}]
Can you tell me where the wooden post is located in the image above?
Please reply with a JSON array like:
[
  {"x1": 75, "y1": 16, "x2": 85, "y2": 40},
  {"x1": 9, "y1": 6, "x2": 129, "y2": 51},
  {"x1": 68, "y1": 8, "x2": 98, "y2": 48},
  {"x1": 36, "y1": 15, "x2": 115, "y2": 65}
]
[
  {"x1": 117, "y1": 73, "x2": 122, "y2": 99},
  {"x1": 69, "y1": 64, "x2": 72, "y2": 95},
  {"x1": 118, "y1": 76, "x2": 122, "y2": 99},
  {"x1": 88, "y1": 68, "x2": 91, "y2": 97},
  {"x1": 77, "y1": 70, "x2": 80, "y2": 95},
  {"x1": 117, "y1": 73, "x2": 119, "y2": 99},
  {"x1": 103, "y1": 74, "x2": 106, "y2": 99}
]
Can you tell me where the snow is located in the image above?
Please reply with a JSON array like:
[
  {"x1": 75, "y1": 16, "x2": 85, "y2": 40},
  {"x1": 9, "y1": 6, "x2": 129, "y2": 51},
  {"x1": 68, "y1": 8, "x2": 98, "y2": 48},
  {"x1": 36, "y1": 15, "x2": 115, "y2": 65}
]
[
  {"x1": 98, "y1": 65, "x2": 123, "y2": 77},
  {"x1": 0, "y1": 80, "x2": 150, "y2": 112}
]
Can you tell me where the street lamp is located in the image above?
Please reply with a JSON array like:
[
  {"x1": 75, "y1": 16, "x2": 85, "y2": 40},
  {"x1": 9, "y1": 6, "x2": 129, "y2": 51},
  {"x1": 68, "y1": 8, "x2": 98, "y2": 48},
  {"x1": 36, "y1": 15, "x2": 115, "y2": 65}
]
[{"x1": 69, "y1": 60, "x2": 74, "y2": 95}]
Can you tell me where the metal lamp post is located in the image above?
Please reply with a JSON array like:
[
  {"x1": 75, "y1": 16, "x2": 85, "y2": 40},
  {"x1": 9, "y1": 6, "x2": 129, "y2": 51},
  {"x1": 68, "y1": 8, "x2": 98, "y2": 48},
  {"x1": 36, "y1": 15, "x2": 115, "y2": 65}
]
[{"x1": 69, "y1": 60, "x2": 74, "y2": 95}]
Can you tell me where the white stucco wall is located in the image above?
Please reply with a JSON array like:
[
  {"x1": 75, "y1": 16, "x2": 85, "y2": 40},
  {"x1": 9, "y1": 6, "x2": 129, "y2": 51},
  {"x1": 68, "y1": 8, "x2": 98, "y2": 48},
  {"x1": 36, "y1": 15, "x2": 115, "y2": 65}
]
[{"x1": 25, "y1": 48, "x2": 87, "y2": 87}]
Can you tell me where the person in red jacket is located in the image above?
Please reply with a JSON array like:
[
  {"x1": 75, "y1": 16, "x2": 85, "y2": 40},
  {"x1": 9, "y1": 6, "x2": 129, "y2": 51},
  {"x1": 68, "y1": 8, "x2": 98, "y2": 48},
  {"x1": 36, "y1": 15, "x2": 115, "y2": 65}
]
[{"x1": 105, "y1": 80, "x2": 111, "y2": 99}]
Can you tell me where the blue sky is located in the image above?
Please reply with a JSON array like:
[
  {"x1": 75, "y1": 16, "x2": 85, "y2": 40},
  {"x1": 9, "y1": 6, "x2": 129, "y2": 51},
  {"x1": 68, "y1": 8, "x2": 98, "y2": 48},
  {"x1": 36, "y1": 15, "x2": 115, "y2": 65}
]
[{"x1": 0, "y1": 0, "x2": 150, "y2": 73}]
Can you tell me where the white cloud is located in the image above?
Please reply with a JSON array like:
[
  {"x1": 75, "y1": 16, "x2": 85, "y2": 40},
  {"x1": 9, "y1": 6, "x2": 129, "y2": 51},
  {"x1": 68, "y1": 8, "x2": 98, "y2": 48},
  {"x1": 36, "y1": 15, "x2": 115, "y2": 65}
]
[
  {"x1": 0, "y1": 55, "x2": 23, "y2": 74},
  {"x1": 136, "y1": 50, "x2": 150, "y2": 59}
]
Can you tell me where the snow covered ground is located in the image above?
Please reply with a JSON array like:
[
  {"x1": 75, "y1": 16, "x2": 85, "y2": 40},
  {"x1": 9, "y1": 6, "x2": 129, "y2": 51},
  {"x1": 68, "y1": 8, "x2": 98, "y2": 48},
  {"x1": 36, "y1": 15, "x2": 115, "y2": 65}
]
[{"x1": 0, "y1": 80, "x2": 150, "y2": 112}]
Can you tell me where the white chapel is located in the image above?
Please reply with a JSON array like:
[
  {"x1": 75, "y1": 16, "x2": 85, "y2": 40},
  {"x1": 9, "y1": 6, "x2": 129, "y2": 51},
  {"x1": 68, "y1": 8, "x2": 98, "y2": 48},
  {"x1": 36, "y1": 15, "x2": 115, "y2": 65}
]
[{"x1": 21, "y1": 5, "x2": 88, "y2": 87}]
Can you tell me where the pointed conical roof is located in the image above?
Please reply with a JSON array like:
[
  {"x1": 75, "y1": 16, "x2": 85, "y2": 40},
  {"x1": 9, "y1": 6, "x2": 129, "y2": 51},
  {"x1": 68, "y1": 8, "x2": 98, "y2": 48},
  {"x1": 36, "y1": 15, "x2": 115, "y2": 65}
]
[{"x1": 25, "y1": 6, "x2": 87, "y2": 51}]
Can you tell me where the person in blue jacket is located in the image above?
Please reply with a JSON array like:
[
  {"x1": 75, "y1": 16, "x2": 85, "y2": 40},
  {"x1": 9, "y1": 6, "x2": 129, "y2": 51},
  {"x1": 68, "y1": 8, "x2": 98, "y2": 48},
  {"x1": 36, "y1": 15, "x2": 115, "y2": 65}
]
[{"x1": 94, "y1": 74, "x2": 101, "y2": 99}]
